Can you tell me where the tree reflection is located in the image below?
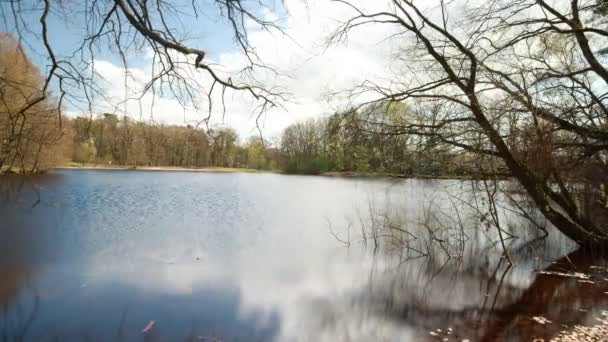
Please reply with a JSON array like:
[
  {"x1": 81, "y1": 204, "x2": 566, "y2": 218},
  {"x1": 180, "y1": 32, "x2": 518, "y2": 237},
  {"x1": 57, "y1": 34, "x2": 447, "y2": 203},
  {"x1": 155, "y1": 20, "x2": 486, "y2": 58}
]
[{"x1": 320, "y1": 242, "x2": 608, "y2": 341}]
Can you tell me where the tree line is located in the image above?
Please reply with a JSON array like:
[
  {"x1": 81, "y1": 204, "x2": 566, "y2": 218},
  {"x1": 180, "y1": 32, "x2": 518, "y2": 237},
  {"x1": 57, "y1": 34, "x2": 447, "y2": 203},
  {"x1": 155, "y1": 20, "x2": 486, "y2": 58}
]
[
  {"x1": 65, "y1": 104, "x2": 477, "y2": 177},
  {"x1": 68, "y1": 114, "x2": 280, "y2": 170},
  {"x1": 63, "y1": 99, "x2": 554, "y2": 180},
  {"x1": 280, "y1": 102, "x2": 478, "y2": 176}
]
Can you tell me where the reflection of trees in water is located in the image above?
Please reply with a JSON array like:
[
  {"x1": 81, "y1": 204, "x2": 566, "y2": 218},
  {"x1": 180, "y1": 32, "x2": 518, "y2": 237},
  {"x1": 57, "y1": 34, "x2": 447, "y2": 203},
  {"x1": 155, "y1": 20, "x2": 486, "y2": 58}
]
[
  {"x1": 1, "y1": 289, "x2": 40, "y2": 342},
  {"x1": 319, "y1": 189, "x2": 607, "y2": 341},
  {"x1": 375, "y1": 247, "x2": 607, "y2": 341},
  {"x1": 333, "y1": 180, "x2": 572, "y2": 263},
  {"x1": 289, "y1": 242, "x2": 608, "y2": 341},
  {"x1": 480, "y1": 248, "x2": 608, "y2": 341},
  {"x1": 0, "y1": 174, "x2": 62, "y2": 208},
  {"x1": 0, "y1": 182, "x2": 46, "y2": 342},
  {"x1": 1, "y1": 175, "x2": 61, "y2": 341}
]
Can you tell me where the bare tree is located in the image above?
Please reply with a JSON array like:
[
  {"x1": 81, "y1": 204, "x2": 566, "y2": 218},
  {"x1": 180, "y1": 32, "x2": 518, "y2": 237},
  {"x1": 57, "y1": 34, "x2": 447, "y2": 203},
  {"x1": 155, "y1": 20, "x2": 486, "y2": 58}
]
[
  {"x1": 1, "y1": 0, "x2": 288, "y2": 144},
  {"x1": 0, "y1": 33, "x2": 68, "y2": 172},
  {"x1": 328, "y1": 0, "x2": 608, "y2": 247}
]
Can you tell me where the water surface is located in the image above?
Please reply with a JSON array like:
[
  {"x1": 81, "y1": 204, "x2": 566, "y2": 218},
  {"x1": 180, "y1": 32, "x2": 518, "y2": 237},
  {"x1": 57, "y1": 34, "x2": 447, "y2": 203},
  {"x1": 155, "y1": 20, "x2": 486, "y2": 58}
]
[{"x1": 0, "y1": 170, "x2": 606, "y2": 341}]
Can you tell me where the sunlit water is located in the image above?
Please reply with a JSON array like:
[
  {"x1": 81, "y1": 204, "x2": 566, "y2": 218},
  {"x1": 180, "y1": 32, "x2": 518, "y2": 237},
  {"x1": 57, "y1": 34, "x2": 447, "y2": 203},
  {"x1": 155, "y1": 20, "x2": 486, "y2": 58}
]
[{"x1": 1, "y1": 170, "x2": 607, "y2": 341}]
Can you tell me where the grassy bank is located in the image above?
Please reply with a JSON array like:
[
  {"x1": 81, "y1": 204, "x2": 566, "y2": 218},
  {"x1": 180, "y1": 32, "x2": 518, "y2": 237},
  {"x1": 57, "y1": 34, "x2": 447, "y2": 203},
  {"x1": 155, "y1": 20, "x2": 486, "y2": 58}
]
[
  {"x1": 56, "y1": 163, "x2": 270, "y2": 174},
  {"x1": 318, "y1": 171, "x2": 498, "y2": 180},
  {"x1": 53, "y1": 163, "x2": 508, "y2": 181}
]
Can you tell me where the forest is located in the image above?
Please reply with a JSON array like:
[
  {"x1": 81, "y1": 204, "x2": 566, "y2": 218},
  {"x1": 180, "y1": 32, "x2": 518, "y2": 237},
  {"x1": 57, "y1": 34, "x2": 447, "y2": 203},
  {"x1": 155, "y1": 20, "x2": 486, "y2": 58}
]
[{"x1": 63, "y1": 103, "x2": 480, "y2": 177}]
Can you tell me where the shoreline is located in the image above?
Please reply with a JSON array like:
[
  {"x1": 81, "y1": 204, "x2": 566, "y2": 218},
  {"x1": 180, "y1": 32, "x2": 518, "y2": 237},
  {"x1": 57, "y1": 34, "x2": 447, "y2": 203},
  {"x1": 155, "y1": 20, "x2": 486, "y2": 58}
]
[
  {"x1": 53, "y1": 165, "x2": 502, "y2": 181},
  {"x1": 54, "y1": 165, "x2": 271, "y2": 173}
]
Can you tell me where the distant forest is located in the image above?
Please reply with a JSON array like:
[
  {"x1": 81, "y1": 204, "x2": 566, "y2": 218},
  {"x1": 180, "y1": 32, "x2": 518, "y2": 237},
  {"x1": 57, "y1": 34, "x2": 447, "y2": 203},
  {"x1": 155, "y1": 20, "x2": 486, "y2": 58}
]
[
  {"x1": 69, "y1": 114, "x2": 278, "y2": 171},
  {"x1": 66, "y1": 104, "x2": 478, "y2": 176}
]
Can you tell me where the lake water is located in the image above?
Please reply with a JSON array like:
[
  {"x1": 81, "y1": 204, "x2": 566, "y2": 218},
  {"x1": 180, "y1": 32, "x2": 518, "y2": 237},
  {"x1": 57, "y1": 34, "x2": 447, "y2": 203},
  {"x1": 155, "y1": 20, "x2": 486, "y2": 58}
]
[{"x1": 1, "y1": 170, "x2": 607, "y2": 341}]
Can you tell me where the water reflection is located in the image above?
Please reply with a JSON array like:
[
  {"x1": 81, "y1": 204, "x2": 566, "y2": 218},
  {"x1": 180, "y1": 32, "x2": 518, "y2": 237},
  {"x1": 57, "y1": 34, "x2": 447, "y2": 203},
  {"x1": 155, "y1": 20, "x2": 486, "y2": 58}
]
[{"x1": 0, "y1": 170, "x2": 606, "y2": 341}]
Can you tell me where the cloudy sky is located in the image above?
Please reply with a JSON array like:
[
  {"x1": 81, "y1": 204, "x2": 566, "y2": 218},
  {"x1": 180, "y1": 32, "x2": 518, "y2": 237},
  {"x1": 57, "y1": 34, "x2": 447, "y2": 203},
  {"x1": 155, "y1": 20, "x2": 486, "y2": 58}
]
[{"x1": 4, "y1": 0, "x2": 444, "y2": 139}]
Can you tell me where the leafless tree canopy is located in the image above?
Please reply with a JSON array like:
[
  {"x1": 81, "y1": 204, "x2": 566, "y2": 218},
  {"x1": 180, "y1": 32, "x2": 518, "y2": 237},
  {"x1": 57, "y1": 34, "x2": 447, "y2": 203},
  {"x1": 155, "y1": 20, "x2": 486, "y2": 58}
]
[
  {"x1": 1, "y1": 0, "x2": 287, "y2": 128},
  {"x1": 329, "y1": 0, "x2": 608, "y2": 246}
]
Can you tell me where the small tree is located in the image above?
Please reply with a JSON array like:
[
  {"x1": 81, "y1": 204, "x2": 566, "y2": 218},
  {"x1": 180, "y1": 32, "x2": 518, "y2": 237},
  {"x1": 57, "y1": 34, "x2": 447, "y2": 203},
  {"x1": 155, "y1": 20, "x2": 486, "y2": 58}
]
[
  {"x1": 246, "y1": 137, "x2": 267, "y2": 170},
  {"x1": 73, "y1": 138, "x2": 97, "y2": 164}
]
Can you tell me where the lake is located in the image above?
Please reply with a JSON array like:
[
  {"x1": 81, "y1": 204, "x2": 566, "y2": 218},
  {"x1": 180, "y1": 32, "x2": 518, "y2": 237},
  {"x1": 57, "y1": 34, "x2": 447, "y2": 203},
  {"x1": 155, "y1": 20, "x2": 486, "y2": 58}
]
[{"x1": 0, "y1": 170, "x2": 607, "y2": 341}]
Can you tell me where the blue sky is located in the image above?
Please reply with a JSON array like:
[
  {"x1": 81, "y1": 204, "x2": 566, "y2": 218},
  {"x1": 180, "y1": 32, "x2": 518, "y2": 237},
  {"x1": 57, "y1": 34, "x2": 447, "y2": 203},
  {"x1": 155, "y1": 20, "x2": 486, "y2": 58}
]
[{"x1": 1, "y1": 0, "x2": 256, "y2": 70}]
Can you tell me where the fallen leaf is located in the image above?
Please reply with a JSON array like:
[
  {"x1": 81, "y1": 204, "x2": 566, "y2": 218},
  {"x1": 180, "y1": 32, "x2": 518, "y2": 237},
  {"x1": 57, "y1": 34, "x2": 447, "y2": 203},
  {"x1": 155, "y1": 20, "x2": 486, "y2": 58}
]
[
  {"x1": 536, "y1": 271, "x2": 590, "y2": 279},
  {"x1": 142, "y1": 320, "x2": 156, "y2": 333},
  {"x1": 532, "y1": 316, "x2": 552, "y2": 325}
]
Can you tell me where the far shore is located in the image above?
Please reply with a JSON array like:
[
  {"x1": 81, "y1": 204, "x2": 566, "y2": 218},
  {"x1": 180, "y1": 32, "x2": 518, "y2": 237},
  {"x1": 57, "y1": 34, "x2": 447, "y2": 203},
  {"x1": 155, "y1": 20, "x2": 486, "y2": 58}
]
[
  {"x1": 53, "y1": 164, "x2": 501, "y2": 180},
  {"x1": 54, "y1": 165, "x2": 271, "y2": 173},
  {"x1": 55, "y1": 165, "x2": 401, "y2": 177}
]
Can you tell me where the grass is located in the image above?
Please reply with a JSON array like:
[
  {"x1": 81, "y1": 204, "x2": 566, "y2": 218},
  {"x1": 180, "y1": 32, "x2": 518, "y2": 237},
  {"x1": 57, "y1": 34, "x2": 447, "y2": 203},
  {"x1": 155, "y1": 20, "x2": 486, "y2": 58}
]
[
  {"x1": 55, "y1": 163, "x2": 505, "y2": 181},
  {"x1": 62, "y1": 161, "x2": 124, "y2": 169},
  {"x1": 320, "y1": 171, "x2": 400, "y2": 178},
  {"x1": 198, "y1": 167, "x2": 269, "y2": 173},
  {"x1": 56, "y1": 163, "x2": 274, "y2": 174},
  {"x1": 319, "y1": 171, "x2": 482, "y2": 180}
]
